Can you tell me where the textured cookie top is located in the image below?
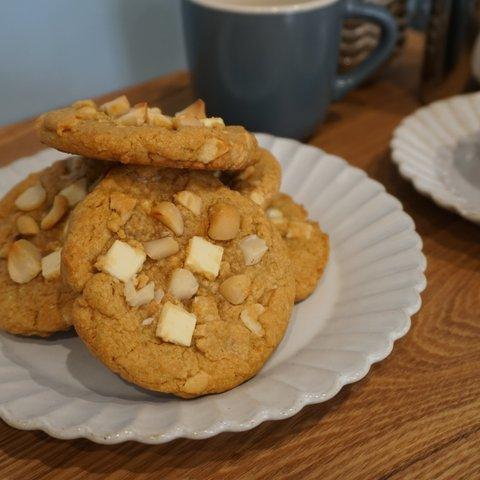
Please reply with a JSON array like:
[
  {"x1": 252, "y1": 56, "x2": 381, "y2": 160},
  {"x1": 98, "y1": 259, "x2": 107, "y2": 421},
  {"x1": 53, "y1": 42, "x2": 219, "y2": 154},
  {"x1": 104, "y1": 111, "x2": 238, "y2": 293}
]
[
  {"x1": 63, "y1": 166, "x2": 295, "y2": 397},
  {"x1": 0, "y1": 157, "x2": 108, "y2": 336},
  {"x1": 37, "y1": 97, "x2": 258, "y2": 171},
  {"x1": 267, "y1": 193, "x2": 329, "y2": 302},
  {"x1": 222, "y1": 147, "x2": 281, "y2": 209}
]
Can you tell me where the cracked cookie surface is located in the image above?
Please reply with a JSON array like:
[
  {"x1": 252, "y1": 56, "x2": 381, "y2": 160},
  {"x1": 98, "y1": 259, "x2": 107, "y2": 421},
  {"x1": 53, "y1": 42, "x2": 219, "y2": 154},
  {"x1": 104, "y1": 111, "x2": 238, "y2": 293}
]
[
  {"x1": 63, "y1": 166, "x2": 295, "y2": 397},
  {"x1": 37, "y1": 97, "x2": 258, "y2": 171},
  {"x1": 0, "y1": 157, "x2": 108, "y2": 336},
  {"x1": 267, "y1": 193, "x2": 329, "y2": 302}
]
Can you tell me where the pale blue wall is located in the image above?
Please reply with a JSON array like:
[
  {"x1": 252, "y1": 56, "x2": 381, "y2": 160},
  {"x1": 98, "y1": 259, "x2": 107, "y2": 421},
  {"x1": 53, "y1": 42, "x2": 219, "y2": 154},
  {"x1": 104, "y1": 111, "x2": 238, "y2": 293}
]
[{"x1": 0, "y1": 0, "x2": 186, "y2": 126}]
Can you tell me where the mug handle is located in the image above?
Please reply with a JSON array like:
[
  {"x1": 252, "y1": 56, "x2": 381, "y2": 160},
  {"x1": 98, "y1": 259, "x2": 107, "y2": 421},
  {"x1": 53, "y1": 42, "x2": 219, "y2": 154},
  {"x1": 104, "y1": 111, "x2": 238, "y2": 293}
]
[{"x1": 333, "y1": 0, "x2": 398, "y2": 101}]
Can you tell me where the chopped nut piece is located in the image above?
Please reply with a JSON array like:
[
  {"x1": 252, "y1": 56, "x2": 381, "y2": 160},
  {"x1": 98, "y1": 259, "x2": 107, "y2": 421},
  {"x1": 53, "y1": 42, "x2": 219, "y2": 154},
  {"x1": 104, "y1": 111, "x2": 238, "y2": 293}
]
[
  {"x1": 15, "y1": 183, "x2": 47, "y2": 211},
  {"x1": 241, "y1": 304, "x2": 266, "y2": 337},
  {"x1": 146, "y1": 107, "x2": 173, "y2": 127},
  {"x1": 142, "y1": 317, "x2": 154, "y2": 326},
  {"x1": 173, "y1": 116, "x2": 202, "y2": 128},
  {"x1": 96, "y1": 240, "x2": 146, "y2": 282},
  {"x1": 154, "y1": 288, "x2": 165, "y2": 303},
  {"x1": 59, "y1": 178, "x2": 87, "y2": 207},
  {"x1": 200, "y1": 117, "x2": 225, "y2": 128},
  {"x1": 41, "y1": 249, "x2": 62, "y2": 280},
  {"x1": 125, "y1": 281, "x2": 155, "y2": 307},
  {"x1": 208, "y1": 203, "x2": 240, "y2": 241},
  {"x1": 117, "y1": 103, "x2": 147, "y2": 126},
  {"x1": 219, "y1": 274, "x2": 251, "y2": 305},
  {"x1": 175, "y1": 99, "x2": 206, "y2": 119},
  {"x1": 183, "y1": 371, "x2": 210, "y2": 395},
  {"x1": 7, "y1": 239, "x2": 42, "y2": 284},
  {"x1": 156, "y1": 302, "x2": 197, "y2": 347},
  {"x1": 286, "y1": 221, "x2": 313, "y2": 240},
  {"x1": 75, "y1": 106, "x2": 97, "y2": 119},
  {"x1": 239, "y1": 234, "x2": 268, "y2": 266},
  {"x1": 249, "y1": 191, "x2": 264, "y2": 206},
  {"x1": 197, "y1": 138, "x2": 227, "y2": 163},
  {"x1": 99, "y1": 95, "x2": 130, "y2": 117},
  {"x1": 144, "y1": 237, "x2": 179, "y2": 260},
  {"x1": 152, "y1": 201, "x2": 184, "y2": 235},
  {"x1": 72, "y1": 99, "x2": 96, "y2": 109},
  {"x1": 185, "y1": 236, "x2": 223, "y2": 280},
  {"x1": 41, "y1": 195, "x2": 69, "y2": 230},
  {"x1": 174, "y1": 190, "x2": 202, "y2": 216},
  {"x1": 168, "y1": 268, "x2": 199, "y2": 300},
  {"x1": 16, "y1": 215, "x2": 39, "y2": 236}
]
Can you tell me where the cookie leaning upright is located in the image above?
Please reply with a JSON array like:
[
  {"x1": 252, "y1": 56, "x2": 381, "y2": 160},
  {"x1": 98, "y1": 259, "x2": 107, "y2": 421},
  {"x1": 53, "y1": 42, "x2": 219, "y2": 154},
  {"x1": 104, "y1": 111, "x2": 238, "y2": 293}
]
[
  {"x1": 0, "y1": 157, "x2": 109, "y2": 336},
  {"x1": 36, "y1": 97, "x2": 258, "y2": 171},
  {"x1": 62, "y1": 166, "x2": 295, "y2": 397},
  {"x1": 267, "y1": 193, "x2": 329, "y2": 302}
]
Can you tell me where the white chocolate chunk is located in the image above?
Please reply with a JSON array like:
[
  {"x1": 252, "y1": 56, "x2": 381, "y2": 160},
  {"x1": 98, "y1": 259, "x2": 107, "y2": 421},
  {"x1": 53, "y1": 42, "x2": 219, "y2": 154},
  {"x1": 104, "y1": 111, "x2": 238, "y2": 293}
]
[
  {"x1": 175, "y1": 99, "x2": 206, "y2": 119},
  {"x1": 266, "y1": 207, "x2": 285, "y2": 224},
  {"x1": 96, "y1": 240, "x2": 146, "y2": 282},
  {"x1": 58, "y1": 178, "x2": 87, "y2": 207},
  {"x1": 239, "y1": 234, "x2": 268, "y2": 266},
  {"x1": 185, "y1": 236, "x2": 223, "y2": 280},
  {"x1": 7, "y1": 239, "x2": 42, "y2": 284},
  {"x1": 156, "y1": 302, "x2": 197, "y2": 347},
  {"x1": 144, "y1": 237, "x2": 179, "y2": 260},
  {"x1": 198, "y1": 138, "x2": 223, "y2": 163},
  {"x1": 15, "y1": 183, "x2": 46, "y2": 211},
  {"x1": 117, "y1": 103, "x2": 147, "y2": 126},
  {"x1": 125, "y1": 281, "x2": 155, "y2": 307},
  {"x1": 174, "y1": 190, "x2": 202, "y2": 216},
  {"x1": 200, "y1": 117, "x2": 225, "y2": 128},
  {"x1": 41, "y1": 249, "x2": 62, "y2": 280},
  {"x1": 287, "y1": 221, "x2": 314, "y2": 240},
  {"x1": 100, "y1": 95, "x2": 130, "y2": 117},
  {"x1": 146, "y1": 107, "x2": 173, "y2": 127},
  {"x1": 168, "y1": 268, "x2": 199, "y2": 300}
]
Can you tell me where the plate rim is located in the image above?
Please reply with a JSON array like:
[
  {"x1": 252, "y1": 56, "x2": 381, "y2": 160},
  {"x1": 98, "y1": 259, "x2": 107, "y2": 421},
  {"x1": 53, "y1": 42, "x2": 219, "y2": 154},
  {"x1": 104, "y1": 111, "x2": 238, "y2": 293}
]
[
  {"x1": 0, "y1": 135, "x2": 427, "y2": 444},
  {"x1": 391, "y1": 91, "x2": 480, "y2": 224}
]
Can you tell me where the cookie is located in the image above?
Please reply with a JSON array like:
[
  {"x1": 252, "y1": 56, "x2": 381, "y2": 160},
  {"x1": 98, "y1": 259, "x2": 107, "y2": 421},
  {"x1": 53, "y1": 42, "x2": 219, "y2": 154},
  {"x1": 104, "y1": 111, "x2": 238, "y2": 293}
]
[
  {"x1": 267, "y1": 193, "x2": 329, "y2": 302},
  {"x1": 0, "y1": 157, "x2": 109, "y2": 336},
  {"x1": 63, "y1": 166, "x2": 295, "y2": 397},
  {"x1": 37, "y1": 97, "x2": 258, "y2": 171},
  {"x1": 222, "y1": 148, "x2": 281, "y2": 209}
]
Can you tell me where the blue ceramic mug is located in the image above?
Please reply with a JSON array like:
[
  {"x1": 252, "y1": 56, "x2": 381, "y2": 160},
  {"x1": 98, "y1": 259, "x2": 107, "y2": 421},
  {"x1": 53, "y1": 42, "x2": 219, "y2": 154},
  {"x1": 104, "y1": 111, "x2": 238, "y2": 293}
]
[{"x1": 182, "y1": 0, "x2": 398, "y2": 139}]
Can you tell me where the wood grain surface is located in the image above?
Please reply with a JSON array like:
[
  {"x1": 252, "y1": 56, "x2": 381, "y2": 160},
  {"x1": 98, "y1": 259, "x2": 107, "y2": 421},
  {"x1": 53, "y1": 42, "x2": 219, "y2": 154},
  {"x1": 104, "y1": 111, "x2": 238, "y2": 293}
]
[{"x1": 0, "y1": 32, "x2": 479, "y2": 480}]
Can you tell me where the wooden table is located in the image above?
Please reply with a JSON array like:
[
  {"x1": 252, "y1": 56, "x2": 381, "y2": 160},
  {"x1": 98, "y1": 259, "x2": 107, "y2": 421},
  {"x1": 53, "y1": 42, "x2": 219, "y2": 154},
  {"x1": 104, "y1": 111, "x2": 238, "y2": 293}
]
[{"x1": 0, "y1": 33, "x2": 479, "y2": 480}]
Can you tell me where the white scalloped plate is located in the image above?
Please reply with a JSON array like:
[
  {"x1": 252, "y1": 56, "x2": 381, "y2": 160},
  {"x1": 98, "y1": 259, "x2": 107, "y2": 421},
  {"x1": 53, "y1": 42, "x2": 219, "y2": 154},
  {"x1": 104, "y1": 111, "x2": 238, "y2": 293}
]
[
  {"x1": 392, "y1": 91, "x2": 480, "y2": 224},
  {"x1": 0, "y1": 135, "x2": 426, "y2": 444}
]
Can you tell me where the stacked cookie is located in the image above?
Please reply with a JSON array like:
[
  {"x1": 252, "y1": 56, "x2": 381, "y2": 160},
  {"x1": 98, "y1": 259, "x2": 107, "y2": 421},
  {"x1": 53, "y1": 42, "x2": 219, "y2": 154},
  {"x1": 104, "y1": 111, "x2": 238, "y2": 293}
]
[{"x1": 0, "y1": 96, "x2": 328, "y2": 397}]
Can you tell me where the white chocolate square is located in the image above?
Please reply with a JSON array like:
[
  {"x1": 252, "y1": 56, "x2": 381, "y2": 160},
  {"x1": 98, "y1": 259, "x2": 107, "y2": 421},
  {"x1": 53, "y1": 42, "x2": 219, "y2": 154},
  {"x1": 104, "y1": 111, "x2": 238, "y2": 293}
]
[
  {"x1": 156, "y1": 302, "x2": 197, "y2": 347},
  {"x1": 97, "y1": 240, "x2": 146, "y2": 282},
  {"x1": 184, "y1": 236, "x2": 223, "y2": 279}
]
